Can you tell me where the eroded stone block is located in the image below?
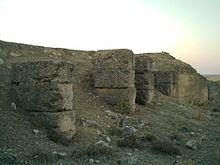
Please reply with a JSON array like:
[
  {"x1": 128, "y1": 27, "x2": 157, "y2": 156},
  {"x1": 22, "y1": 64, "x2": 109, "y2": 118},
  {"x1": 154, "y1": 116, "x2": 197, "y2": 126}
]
[
  {"x1": 12, "y1": 82, "x2": 73, "y2": 112},
  {"x1": 136, "y1": 89, "x2": 154, "y2": 105},
  {"x1": 11, "y1": 60, "x2": 74, "y2": 83},
  {"x1": 135, "y1": 73, "x2": 154, "y2": 90},
  {"x1": 95, "y1": 88, "x2": 136, "y2": 111},
  {"x1": 93, "y1": 49, "x2": 134, "y2": 70},
  {"x1": 94, "y1": 70, "x2": 135, "y2": 88},
  {"x1": 135, "y1": 55, "x2": 153, "y2": 74}
]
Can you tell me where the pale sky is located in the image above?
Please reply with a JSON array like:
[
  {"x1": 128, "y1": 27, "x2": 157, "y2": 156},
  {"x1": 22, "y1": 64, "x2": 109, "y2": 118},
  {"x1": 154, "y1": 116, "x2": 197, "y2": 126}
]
[{"x1": 0, "y1": 0, "x2": 219, "y2": 74}]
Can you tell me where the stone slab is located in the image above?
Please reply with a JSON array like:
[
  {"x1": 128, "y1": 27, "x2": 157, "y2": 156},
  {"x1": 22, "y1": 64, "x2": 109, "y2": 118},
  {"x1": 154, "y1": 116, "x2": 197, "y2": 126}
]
[
  {"x1": 93, "y1": 69, "x2": 135, "y2": 88},
  {"x1": 93, "y1": 49, "x2": 134, "y2": 70},
  {"x1": 11, "y1": 82, "x2": 73, "y2": 112},
  {"x1": 11, "y1": 60, "x2": 74, "y2": 83}
]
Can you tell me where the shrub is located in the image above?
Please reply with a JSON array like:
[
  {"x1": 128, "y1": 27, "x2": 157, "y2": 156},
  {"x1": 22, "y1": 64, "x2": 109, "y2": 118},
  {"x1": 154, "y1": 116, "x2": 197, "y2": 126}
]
[{"x1": 114, "y1": 101, "x2": 131, "y2": 114}]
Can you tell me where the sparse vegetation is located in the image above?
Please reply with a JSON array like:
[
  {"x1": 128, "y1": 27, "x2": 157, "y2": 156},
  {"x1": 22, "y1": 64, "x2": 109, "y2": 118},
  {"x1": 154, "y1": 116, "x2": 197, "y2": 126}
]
[
  {"x1": 114, "y1": 100, "x2": 131, "y2": 114},
  {"x1": 72, "y1": 144, "x2": 118, "y2": 159},
  {"x1": 117, "y1": 134, "x2": 141, "y2": 148},
  {"x1": 194, "y1": 112, "x2": 205, "y2": 121},
  {"x1": 151, "y1": 140, "x2": 181, "y2": 155},
  {"x1": 139, "y1": 133, "x2": 157, "y2": 142},
  {"x1": 31, "y1": 151, "x2": 57, "y2": 164},
  {"x1": 108, "y1": 126, "x2": 123, "y2": 136}
]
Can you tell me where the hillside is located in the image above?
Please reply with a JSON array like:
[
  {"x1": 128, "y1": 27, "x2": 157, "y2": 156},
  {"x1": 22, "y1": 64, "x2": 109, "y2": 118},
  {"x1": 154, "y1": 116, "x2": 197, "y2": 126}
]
[{"x1": 0, "y1": 40, "x2": 220, "y2": 165}]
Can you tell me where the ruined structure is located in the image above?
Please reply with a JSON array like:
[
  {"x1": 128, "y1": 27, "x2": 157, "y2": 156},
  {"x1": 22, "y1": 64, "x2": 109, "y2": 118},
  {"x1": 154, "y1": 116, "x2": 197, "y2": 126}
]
[
  {"x1": 11, "y1": 60, "x2": 76, "y2": 140},
  {"x1": 135, "y1": 55, "x2": 154, "y2": 105},
  {"x1": 136, "y1": 52, "x2": 209, "y2": 105},
  {"x1": 0, "y1": 40, "x2": 212, "y2": 141},
  {"x1": 92, "y1": 49, "x2": 136, "y2": 111}
]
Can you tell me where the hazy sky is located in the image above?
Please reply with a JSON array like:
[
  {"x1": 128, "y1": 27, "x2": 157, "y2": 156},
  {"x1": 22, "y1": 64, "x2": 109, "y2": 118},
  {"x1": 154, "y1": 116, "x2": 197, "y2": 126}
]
[{"x1": 0, "y1": 0, "x2": 219, "y2": 74}]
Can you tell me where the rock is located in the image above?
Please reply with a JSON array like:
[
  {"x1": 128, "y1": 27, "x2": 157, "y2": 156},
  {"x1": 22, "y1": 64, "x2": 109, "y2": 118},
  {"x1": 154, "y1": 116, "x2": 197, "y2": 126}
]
[
  {"x1": 0, "y1": 58, "x2": 4, "y2": 65},
  {"x1": 95, "y1": 160, "x2": 100, "y2": 163},
  {"x1": 106, "y1": 136, "x2": 111, "y2": 142},
  {"x1": 85, "y1": 120, "x2": 101, "y2": 127},
  {"x1": 52, "y1": 151, "x2": 68, "y2": 157},
  {"x1": 89, "y1": 158, "x2": 94, "y2": 163},
  {"x1": 190, "y1": 132, "x2": 196, "y2": 136},
  {"x1": 105, "y1": 110, "x2": 119, "y2": 119},
  {"x1": 95, "y1": 140, "x2": 111, "y2": 148},
  {"x1": 10, "y1": 52, "x2": 21, "y2": 57},
  {"x1": 33, "y1": 129, "x2": 39, "y2": 134},
  {"x1": 123, "y1": 126, "x2": 137, "y2": 133},
  {"x1": 186, "y1": 140, "x2": 198, "y2": 150},
  {"x1": 10, "y1": 102, "x2": 17, "y2": 110}
]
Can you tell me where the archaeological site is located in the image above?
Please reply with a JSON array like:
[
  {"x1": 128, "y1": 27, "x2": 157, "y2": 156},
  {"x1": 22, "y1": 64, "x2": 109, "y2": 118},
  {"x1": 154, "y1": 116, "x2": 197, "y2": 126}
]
[{"x1": 0, "y1": 40, "x2": 220, "y2": 165}]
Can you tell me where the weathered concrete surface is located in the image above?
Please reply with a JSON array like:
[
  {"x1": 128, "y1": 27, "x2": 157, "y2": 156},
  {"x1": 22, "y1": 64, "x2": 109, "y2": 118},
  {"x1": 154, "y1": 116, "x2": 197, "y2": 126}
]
[
  {"x1": 11, "y1": 61, "x2": 74, "y2": 112},
  {"x1": 136, "y1": 52, "x2": 208, "y2": 105},
  {"x1": 95, "y1": 88, "x2": 136, "y2": 108},
  {"x1": 135, "y1": 56, "x2": 155, "y2": 104},
  {"x1": 173, "y1": 74, "x2": 208, "y2": 105},
  {"x1": 135, "y1": 55, "x2": 153, "y2": 74},
  {"x1": 136, "y1": 89, "x2": 154, "y2": 105},
  {"x1": 12, "y1": 82, "x2": 74, "y2": 112},
  {"x1": 93, "y1": 70, "x2": 135, "y2": 88},
  {"x1": 93, "y1": 49, "x2": 134, "y2": 70},
  {"x1": 11, "y1": 60, "x2": 74, "y2": 83},
  {"x1": 93, "y1": 49, "x2": 136, "y2": 111},
  {"x1": 135, "y1": 73, "x2": 154, "y2": 90}
]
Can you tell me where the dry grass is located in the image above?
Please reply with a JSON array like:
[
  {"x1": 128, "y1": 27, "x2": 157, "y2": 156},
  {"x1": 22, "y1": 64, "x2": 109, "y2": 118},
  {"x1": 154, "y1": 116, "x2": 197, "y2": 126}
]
[
  {"x1": 194, "y1": 112, "x2": 206, "y2": 121},
  {"x1": 151, "y1": 140, "x2": 181, "y2": 155},
  {"x1": 117, "y1": 134, "x2": 141, "y2": 148},
  {"x1": 108, "y1": 126, "x2": 123, "y2": 136}
]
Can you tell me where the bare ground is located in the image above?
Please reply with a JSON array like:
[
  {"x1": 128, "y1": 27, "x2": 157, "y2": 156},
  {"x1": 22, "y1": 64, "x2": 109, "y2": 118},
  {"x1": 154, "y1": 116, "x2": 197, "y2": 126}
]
[{"x1": 0, "y1": 85, "x2": 220, "y2": 165}]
